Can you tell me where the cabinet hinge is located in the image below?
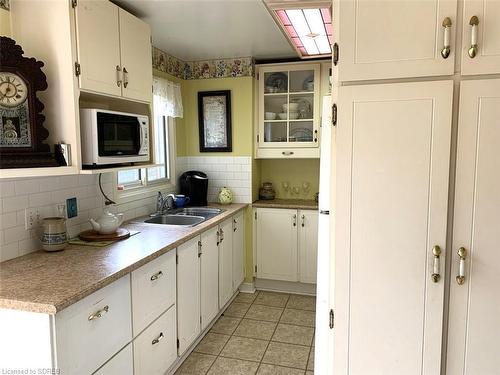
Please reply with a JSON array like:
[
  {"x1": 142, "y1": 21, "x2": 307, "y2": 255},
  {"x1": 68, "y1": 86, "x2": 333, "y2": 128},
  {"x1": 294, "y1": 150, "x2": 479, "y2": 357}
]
[
  {"x1": 257, "y1": 134, "x2": 259, "y2": 143},
  {"x1": 329, "y1": 309, "x2": 334, "y2": 329},
  {"x1": 333, "y1": 43, "x2": 339, "y2": 66},
  {"x1": 71, "y1": 0, "x2": 77, "y2": 8},
  {"x1": 74, "y1": 62, "x2": 81, "y2": 77},
  {"x1": 176, "y1": 339, "x2": 180, "y2": 349},
  {"x1": 198, "y1": 241, "x2": 202, "y2": 257},
  {"x1": 255, "y1": 265, "x2": 257, "y2": 273},
  {"x1": 200, "y1": 316, "x2": 202, "y2": 324},
  {"x1": 176, "y1": 254, "x2": 179, "y2": 264},
  {"x1": 332, "y1": 103, "x2": 337, "y2": 127},
  {"x1": 254, "y1": 212, "x2": 257, "y2": 220}
]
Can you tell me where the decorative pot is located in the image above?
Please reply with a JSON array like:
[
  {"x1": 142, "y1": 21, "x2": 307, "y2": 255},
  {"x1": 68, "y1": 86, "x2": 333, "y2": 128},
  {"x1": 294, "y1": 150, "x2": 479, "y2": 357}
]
[
  {"x1": 41, "y1": 217, "x2": 68, "y2": 252},
  {"x1": 259, "y1": 182, "x2": 276, "y2": 200},
  {"x1": 218, "y1": 187, "x2": 233, "y2": 204},
  {"x1": 89, "y1": 208, "x2": 124, "y2": 234}
]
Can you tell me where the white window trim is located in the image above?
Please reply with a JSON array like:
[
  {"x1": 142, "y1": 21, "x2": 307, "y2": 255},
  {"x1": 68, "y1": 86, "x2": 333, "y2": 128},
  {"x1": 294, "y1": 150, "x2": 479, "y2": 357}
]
[{"x1": 113, "y1": 118, "x2": 177, "y2": 204}]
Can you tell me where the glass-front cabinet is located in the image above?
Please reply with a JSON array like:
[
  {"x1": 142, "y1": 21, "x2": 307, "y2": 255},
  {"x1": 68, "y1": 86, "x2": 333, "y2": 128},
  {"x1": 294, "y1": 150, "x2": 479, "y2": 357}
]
[{"x1": 256, "y1": 63, "x2": 321, "y2": 158}]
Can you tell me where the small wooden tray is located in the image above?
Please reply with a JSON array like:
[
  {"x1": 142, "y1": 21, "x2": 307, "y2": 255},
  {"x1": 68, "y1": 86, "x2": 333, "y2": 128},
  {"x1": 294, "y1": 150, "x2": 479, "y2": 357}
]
[{"x1": 79, "y1": 228, "x2": 130, "y2": 242}]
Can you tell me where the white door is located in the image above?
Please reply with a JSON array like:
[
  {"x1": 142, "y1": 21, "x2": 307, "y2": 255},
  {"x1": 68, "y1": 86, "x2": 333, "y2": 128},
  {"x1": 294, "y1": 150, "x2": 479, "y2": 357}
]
[
  {"x1": 256, "y1": 208, "x2": 298, "y2": 282},
  {"x1": 298, "y1": 210, "x2": 318, "y2": 284},
  {"x1": 200, "y1": 227, "x2": 219, "y2": 331},
  {"x1": 176, "y1": 237, "x2": 200, "y2": 355},
  {"x1": 334, "y1": 0, "x2": 457, "y2": 81},
  {"x1": 218, "y1": 219, "x2": 234, "y2": 308},
  {"x1": 335, "y1": 81, "x2": 453, "y2": 375},
  {"x1": 461, "y1": 0, "x2": 500, "y2": 75},
  {"x1": 447, "y1": 79, "x2": 500, "y2": 375},
  {"x1": 74, "y1": 0, "x2": 121, "y2": 96},
  {"x1": 119, "y1": 8, "x2": 153, "y2": 102},
  {"x1": 232, "y1": 211, "x2": 245, "y2": 290}
]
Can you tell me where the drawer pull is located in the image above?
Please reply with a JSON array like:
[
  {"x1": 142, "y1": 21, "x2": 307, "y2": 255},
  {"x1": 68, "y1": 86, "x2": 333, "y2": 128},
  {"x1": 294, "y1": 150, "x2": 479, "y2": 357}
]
[
  {"x1": 282, "y1": 151, "x2": 294, "y2": 156},
  {"x1": 431, "y1": 245, "x2": 442, "y2": 283},
  {"x1": 88, "y1": 305, "x2": 109, "y2": 321},
  {"x1": 152, "y1": 332, "x2": 164, "y2": 345},
  {"x1": 150, "y1": 270, "x2": 163, "y2": 281}
]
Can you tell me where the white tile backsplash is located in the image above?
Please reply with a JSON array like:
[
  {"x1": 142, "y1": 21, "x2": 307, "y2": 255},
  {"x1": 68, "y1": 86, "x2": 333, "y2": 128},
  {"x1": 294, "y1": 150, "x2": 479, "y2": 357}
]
[{"x1": 177, "y1": 156, "x2": 252, "y2": 204}]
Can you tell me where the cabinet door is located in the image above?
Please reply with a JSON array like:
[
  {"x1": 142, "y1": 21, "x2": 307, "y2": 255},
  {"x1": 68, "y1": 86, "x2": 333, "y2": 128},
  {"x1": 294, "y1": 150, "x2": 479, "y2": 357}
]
[
  {"x1": 219, "y1": 218, "x2": 234, "y2": 308},
  {"x1": 298, "y1": 210, "x2": 318, "y2": 284},
  {"x1": 461, "y1": 0, "x2": 500, "y2": 75},
  {"x1": 177, "y1": 237, "x2": 200, "y2": 355},
  {"x1": 232, "y1": 211, "x2": 245, "y2": 290},
  {"x1": 335, "y1": 81, "x2": 453, "y2": 375},
  {"x1": 74, "y1": 0, "x2": 121, "y2": 96},
  {"x1": 334, "y1": 0, "x2": 457, "y2": 81},
  {"x1": 447, "y1": 79, "x2": 500, "y2": 375},
  {"x1": 256, "y1": 208, "x2": 298, "y2": 282},
  {"x1": 119, "y1": 9, "x2": 153, "y2": 102},
  {"x1": 200, "y1": 227, "x2": 219, "y2": 331},
  {"x1": 94, "y1": 344, "x2": 133, "y2": 375}
]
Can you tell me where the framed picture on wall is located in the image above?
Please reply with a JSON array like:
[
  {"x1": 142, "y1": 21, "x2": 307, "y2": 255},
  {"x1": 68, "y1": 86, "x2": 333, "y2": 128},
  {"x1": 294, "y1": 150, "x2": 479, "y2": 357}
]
[{"x1": 198, "y1": 90, "x2": 232, "y2": 152}]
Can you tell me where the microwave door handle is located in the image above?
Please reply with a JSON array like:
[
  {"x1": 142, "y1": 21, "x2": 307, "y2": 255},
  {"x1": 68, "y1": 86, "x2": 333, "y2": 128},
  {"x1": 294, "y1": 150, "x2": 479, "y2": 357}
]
[{"x1": 140, "y1": 121, "x2": 148, "y2": 156}]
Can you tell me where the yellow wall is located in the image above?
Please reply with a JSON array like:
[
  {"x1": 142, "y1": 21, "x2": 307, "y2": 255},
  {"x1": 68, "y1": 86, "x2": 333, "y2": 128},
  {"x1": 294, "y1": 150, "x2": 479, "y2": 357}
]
[
  {"x1": 259, "y1": 159, "x2": 320, "y2": 200},
  {"x1": 0, "y1": 8, "x2": 11, "y2": 36}
]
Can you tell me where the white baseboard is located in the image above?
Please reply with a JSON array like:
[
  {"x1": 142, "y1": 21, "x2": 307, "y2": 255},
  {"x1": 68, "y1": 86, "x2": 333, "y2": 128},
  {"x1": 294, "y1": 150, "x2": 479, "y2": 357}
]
[
  {"x1": 238, "y1": 282, "x2": 256, "y2": 294},
  {"x1": 255, "y1": 278, "x2": 316, "y2": 295}
]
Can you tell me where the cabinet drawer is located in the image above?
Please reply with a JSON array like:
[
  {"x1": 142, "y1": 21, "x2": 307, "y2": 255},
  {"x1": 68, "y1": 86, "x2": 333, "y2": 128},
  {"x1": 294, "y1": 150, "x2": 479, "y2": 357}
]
[
  {"x1": 94, "y1": 343, "x2": 133, "y2": 375},
  {"x1": 131, "y1": 250, "x2": 176, "y2": 336},
  {"x1": 133, "y1": 305, "x2": 177, "y2": 375},
  {"x1": 55, "y1": 275, "x2": 132, "y2": 375}
]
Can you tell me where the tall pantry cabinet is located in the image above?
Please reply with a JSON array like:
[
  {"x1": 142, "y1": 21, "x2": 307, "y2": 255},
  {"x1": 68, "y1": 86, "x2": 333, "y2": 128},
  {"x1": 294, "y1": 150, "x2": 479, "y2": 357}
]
[{"x1": 331, "y1": 1, "x2": 500, "y2": 374}]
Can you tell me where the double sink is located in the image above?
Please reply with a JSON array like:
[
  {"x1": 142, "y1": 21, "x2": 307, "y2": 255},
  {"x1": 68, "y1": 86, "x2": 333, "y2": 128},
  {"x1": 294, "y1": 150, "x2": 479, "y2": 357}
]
[{"x1": 134, "y1": 207, "x2": 224, "y2": 227}]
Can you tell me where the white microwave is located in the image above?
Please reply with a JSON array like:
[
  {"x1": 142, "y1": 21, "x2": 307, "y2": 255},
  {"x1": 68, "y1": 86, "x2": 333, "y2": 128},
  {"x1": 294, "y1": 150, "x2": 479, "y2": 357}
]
[{"x1": 80, "y1": 109, "x2": 150, "y2": 166}]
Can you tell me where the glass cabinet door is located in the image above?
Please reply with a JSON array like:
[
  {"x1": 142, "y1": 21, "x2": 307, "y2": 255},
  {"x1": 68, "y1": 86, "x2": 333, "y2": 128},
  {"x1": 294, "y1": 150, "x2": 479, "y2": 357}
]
[{"x1": 260, "y1": 65, "x2": 319, "y2": 147}]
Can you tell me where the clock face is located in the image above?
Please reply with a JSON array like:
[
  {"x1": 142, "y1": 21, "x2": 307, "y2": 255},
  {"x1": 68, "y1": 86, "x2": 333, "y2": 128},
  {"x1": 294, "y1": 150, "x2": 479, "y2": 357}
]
[{"x1": 0, "y1": 72, "x2": 28, "y2": 108}]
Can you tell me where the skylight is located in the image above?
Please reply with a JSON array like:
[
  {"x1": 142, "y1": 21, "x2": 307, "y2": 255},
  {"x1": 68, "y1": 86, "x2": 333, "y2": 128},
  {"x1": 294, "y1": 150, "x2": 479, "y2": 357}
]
[{"x1": 275, "y1": 7, "x2": 332, "y2": 58}]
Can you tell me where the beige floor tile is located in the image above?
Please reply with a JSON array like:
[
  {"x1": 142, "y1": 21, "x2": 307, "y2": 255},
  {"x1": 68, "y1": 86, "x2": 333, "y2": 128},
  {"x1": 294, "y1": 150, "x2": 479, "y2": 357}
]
[
  {"x1": 245, "y1": 304, "x2": 284, "y2": 322},
  {"x1": 234, "y1": 292, "x2": 258, "y2": 304},
  {"x1": 194, "y1": 333, "x2": 231, "y2": 355},
  {"x1": 175, "y1": 352, "x2": 216, "y2": 374},
  {"x1": 272, "y1": 323, "x2": 314, "y2": 346},
  {"x1": 307, "y1": 347, "x2": 315, "y2": 371},
  {"x1": 286, "y1": 295, "x2": 316, "y2": 311},
  {"x1": 220, "y1": 336, "x2": 269, "y2": 362},
  {"x1": 224, "y1": 302, "x2": 251, "y2": 318},
  {"x1": 256, "y1": 364, "x2": 305, "y2": 375},
  {"x1": 211, "y1": 316, "x2": 241, "y2": 335},
  {"x1": 233, "y1": 319, "x2": 277, "y2": 340},
  {"x1": 280, "y1": 309, "x2": 316, "y2": 327},
  {"x1": 254, "y1": 292, "x2": 290, "y2": 308},
  {"x1": 262, "y1": 342, "x2": 310, "y2": 370},
  {"x1": 207, "y1": 357, "x2": 259, "y2": 375}
]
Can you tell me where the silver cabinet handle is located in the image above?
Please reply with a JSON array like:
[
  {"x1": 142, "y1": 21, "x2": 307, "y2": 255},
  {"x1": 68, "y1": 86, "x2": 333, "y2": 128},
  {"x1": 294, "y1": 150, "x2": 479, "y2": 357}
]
[
  {"x1": 233, "y1": 219, "x2": 237, "y2": 232},
  {"x1": 456, "y1": 247, "x2": 468, "y2": 285},
  {"x1": 116, "y1": 65, "x2": 122, "y2": 87},
  {"x1": 282, "y1": 151, "x2": 294, "y2": 156},
  {"x1": 441, "y1": 17, "x2": 452, "y2": 59},
  {"x1": 468, "y1": 16, "x2": 479, "y2": 58},
  {"x1": 292, "y1": 214, "x2": 297, "y2": 227},
  {"x1": 431, "y1": 245, "x2": 442, "y2": 283},
  {"x1": 123, "y1": 67, "x2": 129, "y2": 88},
  {"x1": 151, "y1": 332, "x2": 164, "y2": 345},
  {"x1": 301, "y1": 214, "x2": 305, "y2": 227},
  {"x1": 216, "y1": 230, "x2": 220, "y2": 245},
  {"x1": 150, "y1": 270, "x2": 163, "y2": 281},
  {"x1": 88, "y1": 305, "x2": 109, "y2": 321}
]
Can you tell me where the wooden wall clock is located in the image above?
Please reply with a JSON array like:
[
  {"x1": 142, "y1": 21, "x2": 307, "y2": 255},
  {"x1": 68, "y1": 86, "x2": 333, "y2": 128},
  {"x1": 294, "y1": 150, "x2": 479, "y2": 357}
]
[{"x1": 0, "y1": 36, "x2": 58, "y2": 168}]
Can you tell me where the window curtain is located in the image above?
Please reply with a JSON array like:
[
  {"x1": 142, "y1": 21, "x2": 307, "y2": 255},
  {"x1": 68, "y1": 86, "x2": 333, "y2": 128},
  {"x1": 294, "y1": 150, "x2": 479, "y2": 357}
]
[{"x1": 153, "y1": 77, "x2": 183, "y2": 118}]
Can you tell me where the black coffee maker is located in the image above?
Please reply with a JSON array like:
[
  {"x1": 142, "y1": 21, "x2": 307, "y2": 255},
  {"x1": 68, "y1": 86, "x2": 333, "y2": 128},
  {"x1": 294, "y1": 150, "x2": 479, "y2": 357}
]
[{"x1": 179, "y1": 171, "x2": 209, "y2": 206}]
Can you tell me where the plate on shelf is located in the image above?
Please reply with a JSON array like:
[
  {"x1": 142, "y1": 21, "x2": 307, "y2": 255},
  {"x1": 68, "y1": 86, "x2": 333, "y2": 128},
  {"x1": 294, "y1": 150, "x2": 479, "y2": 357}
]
[
  {"x1": 290, "y1": 128, "x2": 313, "y2": 142},
  {"x1": 265, "y1": 72, "x2": 288, "y2": 93},
  {"x1": 302, "y1": 75, "x2": 314, "y2": 91}
]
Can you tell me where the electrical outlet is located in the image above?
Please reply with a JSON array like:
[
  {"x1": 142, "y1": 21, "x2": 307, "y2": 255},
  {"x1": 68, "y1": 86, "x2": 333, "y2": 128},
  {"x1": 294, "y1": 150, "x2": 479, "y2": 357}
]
[
  {"x1": 66, "y1": 197, "x2": 78, "y2": 218},
  {"x1": 25, "y1": 208, "x2": 41, "y2": 230}
]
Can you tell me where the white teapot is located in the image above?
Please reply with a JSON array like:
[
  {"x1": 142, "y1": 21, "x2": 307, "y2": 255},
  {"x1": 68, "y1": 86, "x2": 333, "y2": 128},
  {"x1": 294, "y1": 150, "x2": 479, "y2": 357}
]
[{"x1": 89, "y1": 208, "x2": 124, "y2": 234}]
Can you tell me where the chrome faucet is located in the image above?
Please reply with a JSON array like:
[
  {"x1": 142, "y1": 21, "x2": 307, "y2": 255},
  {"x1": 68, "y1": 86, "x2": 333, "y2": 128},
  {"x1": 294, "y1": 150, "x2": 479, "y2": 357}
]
[{"x1": 154, "y1": 192, "x2": 176, "y2": 216}]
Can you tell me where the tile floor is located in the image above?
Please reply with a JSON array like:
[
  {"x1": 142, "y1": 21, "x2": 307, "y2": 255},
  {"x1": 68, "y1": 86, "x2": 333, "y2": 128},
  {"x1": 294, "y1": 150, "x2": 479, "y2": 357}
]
[{"x1": 175, "y1": 291, "x2": 316, "y2": 375}]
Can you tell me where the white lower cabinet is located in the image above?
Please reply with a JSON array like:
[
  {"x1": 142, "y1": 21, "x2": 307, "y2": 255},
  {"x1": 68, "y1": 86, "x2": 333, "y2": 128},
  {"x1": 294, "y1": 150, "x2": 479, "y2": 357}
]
[
  {"x1": 232, "y1": 211, "x2": 245, "y2": 290},
  {"x1": 255, "y1": 208, "x2": 317, "y2": 283},
  {"x1": 94, "y1": 344, "x2": 133, "y2": 375},
  {"x1": 133, "y1": 306, "x2": 177, "y2": 375},
  {"x1": 200, "y1": 227, "x2": 219, "y2": 331},
  {"x1": 218, "y1": 218, "x2": 234, "y2": 307}
]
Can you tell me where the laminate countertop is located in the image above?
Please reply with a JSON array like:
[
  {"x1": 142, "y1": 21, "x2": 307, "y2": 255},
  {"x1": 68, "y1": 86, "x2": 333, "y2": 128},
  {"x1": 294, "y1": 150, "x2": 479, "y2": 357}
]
[
  {"x1": 252, "y1": 199, "x2": 318, "y2": 210},
  {"x1": 0, "y1": 203, "x2": 247, "y2": 314}
]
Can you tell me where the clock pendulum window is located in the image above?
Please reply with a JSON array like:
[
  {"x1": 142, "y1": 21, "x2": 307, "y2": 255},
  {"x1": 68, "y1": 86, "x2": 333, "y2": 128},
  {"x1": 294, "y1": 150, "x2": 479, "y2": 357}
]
[{"x1": 0, "y1": 36, "x2": 59, "y2": 169}]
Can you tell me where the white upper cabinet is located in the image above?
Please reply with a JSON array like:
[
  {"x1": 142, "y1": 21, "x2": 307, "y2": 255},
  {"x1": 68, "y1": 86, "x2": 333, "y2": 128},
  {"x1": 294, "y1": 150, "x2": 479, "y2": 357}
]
[
  {"x1": 335, "y1": 80, "x2": 453, "y2": 375},
  {"x1": 447, "y1": 79, "x2": 500, "y2": 375},
  {"x1": 74, "y1": 0, "x2": 152, "y2": 102},
  {"x1": 460, "y1": 0, "x2": 500, "y2": 75},
  {"x1": 298, "y1": 210, "x2": 318, "y2": 284},
  {"x1": 119, "y1": 8, "x2": 153, "y2": 102},
  {"x1": 335, "y1": 0, "x2": 457, "y2": 81}
]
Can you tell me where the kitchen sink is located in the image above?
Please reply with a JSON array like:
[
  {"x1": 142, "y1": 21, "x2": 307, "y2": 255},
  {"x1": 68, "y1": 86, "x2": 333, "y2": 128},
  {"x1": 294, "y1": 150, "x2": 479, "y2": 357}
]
[{"x1": 135, "y1": 207, "x2": 224, "y2": 227}]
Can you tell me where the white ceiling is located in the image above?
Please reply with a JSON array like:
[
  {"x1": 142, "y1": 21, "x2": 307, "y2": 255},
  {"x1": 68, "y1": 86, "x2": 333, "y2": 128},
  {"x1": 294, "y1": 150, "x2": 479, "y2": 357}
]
[{"x1": 115, "y1": 0, "x2": 298, "y2": 61}]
